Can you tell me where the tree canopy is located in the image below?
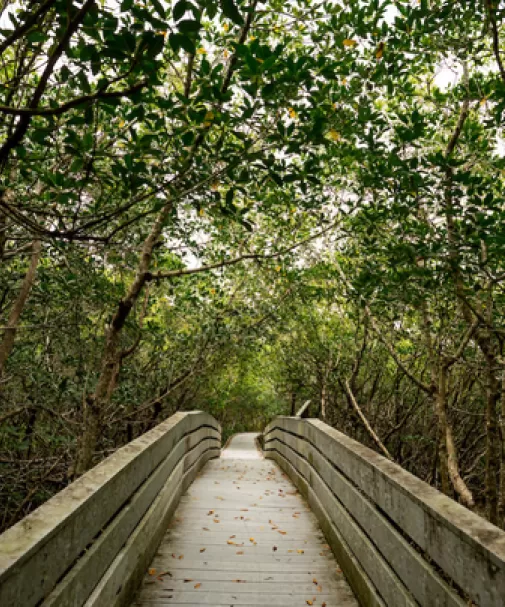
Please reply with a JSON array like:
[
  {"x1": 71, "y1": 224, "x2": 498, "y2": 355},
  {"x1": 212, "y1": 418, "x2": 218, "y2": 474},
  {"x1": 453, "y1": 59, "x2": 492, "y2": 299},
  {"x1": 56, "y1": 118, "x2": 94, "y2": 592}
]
[{"x1": 2, "y1": 0, "x2": 505, "y2": 530}]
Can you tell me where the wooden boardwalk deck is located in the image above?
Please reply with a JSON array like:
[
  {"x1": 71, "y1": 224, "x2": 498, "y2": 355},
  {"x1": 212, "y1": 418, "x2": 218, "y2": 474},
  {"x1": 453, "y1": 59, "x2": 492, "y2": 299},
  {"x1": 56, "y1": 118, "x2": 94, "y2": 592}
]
[{"x1": 133, "y1": 433, "x2": 358, "y2": 606}]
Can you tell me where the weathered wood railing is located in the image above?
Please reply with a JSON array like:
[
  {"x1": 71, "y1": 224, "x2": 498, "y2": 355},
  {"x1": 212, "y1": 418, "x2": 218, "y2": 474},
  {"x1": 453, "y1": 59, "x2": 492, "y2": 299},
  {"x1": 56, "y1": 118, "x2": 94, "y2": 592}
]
[
  {"x1": 264, "y1": 416, "x2": 505, "y2": 607},
  {"x1": 0, "y1": 411, "x2": 221, "y2": 607}
]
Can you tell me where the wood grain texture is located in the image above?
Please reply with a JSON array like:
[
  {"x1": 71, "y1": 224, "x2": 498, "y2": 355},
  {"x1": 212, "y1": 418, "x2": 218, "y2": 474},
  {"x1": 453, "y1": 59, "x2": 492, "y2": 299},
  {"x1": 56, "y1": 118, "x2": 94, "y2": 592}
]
[
  {"x1": 264, "y1": 417, "x2": 505, "y2": 607},
  {"x1": 133, "y1": 433, "x2": 357, "y2": 607}
]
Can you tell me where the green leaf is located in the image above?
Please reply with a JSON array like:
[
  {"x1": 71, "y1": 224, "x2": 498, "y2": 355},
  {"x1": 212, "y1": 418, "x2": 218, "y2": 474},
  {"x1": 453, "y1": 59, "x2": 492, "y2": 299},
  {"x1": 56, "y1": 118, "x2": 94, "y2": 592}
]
[
  {"x1": 173, "y1": 0, "x2": 187, "y2": 20},
  {"x1": 178, "y1": 19, "x2": 201, "y2": 34},
  {"x1": 151, "y1": 0, "x2": 166, "y2": 18},
  {"x1": 220, "y1": 0, "x2": 244, "y2": 25},
  {"x1": 26, "y1": 31, "x2": 47, "y2": 43},
  {"x1": 169, "y1": 32, "x2": 195, "y2": 53}
]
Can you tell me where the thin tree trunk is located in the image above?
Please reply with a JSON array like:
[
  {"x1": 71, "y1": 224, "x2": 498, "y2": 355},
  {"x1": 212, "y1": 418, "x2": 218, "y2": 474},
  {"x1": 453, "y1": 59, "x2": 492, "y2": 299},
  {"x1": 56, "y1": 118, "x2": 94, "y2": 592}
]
[
  {"x1": 343, "y1": 379, "x2": 393, "y2": 460},
  {"x1": 498, "y1": 365, "x2": 505, "y2": 524},
  {"x1": 320, "y1": 378, "x2": 328, "y2": 420},
  {"x1": 436, "y1": 363, "x2": 474, "y2": 507},
  {"x1": 485, "y1": 361, "x2": 500, "y2": 523},
  {"x1": 74, "y1": 204, "x2": 171, "y2": 475},
  {"x1": 0, "y1": 238, "x2": 41, "y2": 376},
  {"x1": 290, "y1": 392, "x2": 296, "y2": 416}
]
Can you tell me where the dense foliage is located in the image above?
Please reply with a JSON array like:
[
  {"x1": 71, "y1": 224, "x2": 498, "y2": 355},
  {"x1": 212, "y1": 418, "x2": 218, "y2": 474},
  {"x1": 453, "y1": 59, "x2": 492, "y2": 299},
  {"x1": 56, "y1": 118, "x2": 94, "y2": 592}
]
[{"x1": 2, "y1": 0, "x2": 505, "y2": 530}]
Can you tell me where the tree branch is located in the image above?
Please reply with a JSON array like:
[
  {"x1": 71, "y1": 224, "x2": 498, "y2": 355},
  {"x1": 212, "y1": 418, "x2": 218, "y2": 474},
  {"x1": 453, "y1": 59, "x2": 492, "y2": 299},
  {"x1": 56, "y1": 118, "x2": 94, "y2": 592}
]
[
  {"x1": 0, "y1": 0, "x2": 57, "y2": 56},
  {"x1": 0, "y1": 80, "x2": 147, "y2": 116}
]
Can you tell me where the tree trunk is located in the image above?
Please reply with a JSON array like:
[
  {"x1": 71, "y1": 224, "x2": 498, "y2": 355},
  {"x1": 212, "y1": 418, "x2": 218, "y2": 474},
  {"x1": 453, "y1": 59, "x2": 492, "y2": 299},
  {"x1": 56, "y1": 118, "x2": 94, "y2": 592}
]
[
  {"x1": 0, "y1": 239, "x2": 41, "y2": 376},
  {"x1": 290, "y1": 391, "x2": 296, "y2": 416},
  {"x1": 74, "y1": 203, "x2": 172, "y2": 475},
  {"x1": 499, "y1": 366, "x2": 505, "y2": 525},
  {"x1": 485, "y1": 360, "x2": 500, "y2": 524},
  {"x1": 320, "y1": 377, "x2": 328, "y2": 420},
  {"x1": 435, "y1": 363, "x2": 474, "y2": 507}
]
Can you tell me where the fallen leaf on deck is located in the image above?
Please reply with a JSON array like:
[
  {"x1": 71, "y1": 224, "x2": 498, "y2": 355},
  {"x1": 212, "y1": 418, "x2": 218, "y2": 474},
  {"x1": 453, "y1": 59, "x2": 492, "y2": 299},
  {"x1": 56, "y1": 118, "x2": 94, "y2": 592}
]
[
  {"x1": 194, "y1": 583, "x2": 201, "y2": 589},
  {"x1": 306, "y1": 601, "x2": 313, "y2": 606},
  {"x1": 178, "y1": 555, "x2": 184, "y2": 560},
  {"x1": 157, "y1": 571, "x2": 172, "y2": 578},
  {"x1": 313, "y1": 578, "x2": 317, "y2": 585},
  {"x1": 317, "y1": 586, "x2": 322, "y2": 592},
  {"x1": 297, "y1": 549, "x2": 304, "y2": 554},
  {"x1": 200, "y1": 548, "x2": 206, "y2": 553},
  {"x1": 183, "y1": 579, "x2": 193, "y2": 583},
  {"x1": 278, "y1": 530, "x2": 287, "y2": 535},
  {"x1": 148, "y1": 568, "x2": 156, "y2": 576},
  {"x1": 236, "y1": 550, "x2": 244, "y2": 555}
]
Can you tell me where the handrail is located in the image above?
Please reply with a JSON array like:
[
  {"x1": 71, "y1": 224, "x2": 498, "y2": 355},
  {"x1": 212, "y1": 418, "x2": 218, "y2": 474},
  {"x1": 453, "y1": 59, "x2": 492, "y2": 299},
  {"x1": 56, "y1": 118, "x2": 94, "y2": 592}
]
[
  {"x1": 263, "y1": 416, "x2": 505, "y2": 607},
  {"x1": 0, "y1": 411, "x2": 221, "y2": 607}
]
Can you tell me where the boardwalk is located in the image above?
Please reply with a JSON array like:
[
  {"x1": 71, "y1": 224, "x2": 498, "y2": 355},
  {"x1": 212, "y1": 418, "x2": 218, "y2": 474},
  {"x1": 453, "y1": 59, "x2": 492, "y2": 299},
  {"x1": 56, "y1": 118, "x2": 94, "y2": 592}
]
[{"x1": 134, "y1": 433, "x2": 357, "y2": 606}]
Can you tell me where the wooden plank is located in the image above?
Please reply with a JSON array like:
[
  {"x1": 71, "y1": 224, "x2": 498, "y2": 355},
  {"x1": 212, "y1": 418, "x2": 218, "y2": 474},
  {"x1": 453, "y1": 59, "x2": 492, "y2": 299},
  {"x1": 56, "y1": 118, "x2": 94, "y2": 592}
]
[
  {"x1": 43, "y1": 428, "x2": 219, "y2": 607},
  {"x1": 0, "y1": 411, "x2": 218, "y2": 607},
  {"x1": 266, "y1": 417, "x2": 505, "y2": 607},
  {"x1": 267, "y1": 441, "x2": 407, "y2": 606},
  {"x1": 267, "y1": 428, "x2": 464, "y2": 607},
  {"x1": 134, "y1": 434, "x2": 358, "y2": 607},
  {"x1": 86, "y1": 443, "x2": 220, "y2": 607},
  {"x1": 134, "y1": 592, "x2": 356, "y2": 606},
  {"x1": 266, "y1": 447, "x2": 385, "y2": 607}
]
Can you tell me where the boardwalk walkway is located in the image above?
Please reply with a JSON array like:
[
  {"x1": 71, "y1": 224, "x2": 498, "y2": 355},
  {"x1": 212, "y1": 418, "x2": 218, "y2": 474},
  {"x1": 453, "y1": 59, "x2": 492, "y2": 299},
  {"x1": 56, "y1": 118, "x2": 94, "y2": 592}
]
[{"x1": 134, "y1": 433, "x2": 357, "y2": 606}]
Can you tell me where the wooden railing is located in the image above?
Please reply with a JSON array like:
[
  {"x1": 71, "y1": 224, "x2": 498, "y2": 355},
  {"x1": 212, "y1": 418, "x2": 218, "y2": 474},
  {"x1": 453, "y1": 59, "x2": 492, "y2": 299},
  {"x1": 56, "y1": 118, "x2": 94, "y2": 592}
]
[
  {"x1": 0, "y1": 411, "x2": 221, "y2": 607},
  {"x1": 264, "y1": 416, "x2": 505, "y2": 607}
]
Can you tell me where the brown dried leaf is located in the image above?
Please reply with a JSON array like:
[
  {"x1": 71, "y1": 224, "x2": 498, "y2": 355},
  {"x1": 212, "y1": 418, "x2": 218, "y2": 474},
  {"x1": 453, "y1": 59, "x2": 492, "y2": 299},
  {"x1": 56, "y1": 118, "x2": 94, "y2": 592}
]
[
  {"x1": 157, "y1": 571, "x2": 172, "y2": 578},
  {"x1": 199, "y1": 548, "x2": 206, "y2": 553},
  {"x1": 148, "y1": 568, "x2": 156, "y2": 576},
  {"x1": 194, "y1": 583, "x2": 201, "y2": 589}
]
